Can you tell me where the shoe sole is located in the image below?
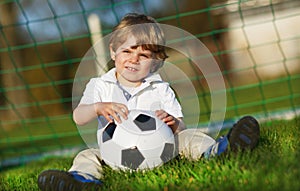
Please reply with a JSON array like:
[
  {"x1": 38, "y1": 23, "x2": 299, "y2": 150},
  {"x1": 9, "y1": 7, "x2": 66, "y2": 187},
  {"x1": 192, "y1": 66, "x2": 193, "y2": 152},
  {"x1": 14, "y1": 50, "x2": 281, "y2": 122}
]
[
  {"x1": 228, "y1": 116, "x2": 260, "y2": 152},
  {"x1": 37, "y1": 170, "x2": 100, "y2": 191}
]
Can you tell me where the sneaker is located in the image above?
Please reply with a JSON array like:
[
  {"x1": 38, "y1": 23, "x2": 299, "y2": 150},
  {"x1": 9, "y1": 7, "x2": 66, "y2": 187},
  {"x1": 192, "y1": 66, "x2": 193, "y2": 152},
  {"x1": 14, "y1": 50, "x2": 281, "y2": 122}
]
[
  {"x1": 227, "y1": 116, "x2": 260, "y2": 151},
  {"x1": 203, "y1": 135, "x2": 229, "y2": 158},
  {"x1": 37, "y1": 170, "x2": 102, "y2": 191}
]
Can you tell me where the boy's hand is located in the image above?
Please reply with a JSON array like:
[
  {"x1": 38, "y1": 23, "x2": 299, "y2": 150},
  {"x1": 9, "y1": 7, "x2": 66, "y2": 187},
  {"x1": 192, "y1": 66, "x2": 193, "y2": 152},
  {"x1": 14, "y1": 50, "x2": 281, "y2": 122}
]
[
  {"x1": 155, "y1": 110, "x2": 179, "y2": 131},
  {"x1": 95, "y1": 102, "x2": 128, "y2": 123}
]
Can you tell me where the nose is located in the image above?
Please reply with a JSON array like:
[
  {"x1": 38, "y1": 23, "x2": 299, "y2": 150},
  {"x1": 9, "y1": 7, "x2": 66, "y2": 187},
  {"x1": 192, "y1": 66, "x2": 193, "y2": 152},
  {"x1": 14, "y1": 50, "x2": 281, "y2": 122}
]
[{"x1": 129, "y1": 53, "x2": 139, "y2": 64}]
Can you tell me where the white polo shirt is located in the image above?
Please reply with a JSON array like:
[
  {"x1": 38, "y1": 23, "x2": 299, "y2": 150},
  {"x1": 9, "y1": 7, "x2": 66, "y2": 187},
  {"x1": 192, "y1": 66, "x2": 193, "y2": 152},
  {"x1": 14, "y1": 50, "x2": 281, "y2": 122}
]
[{"x1": 79, "y1": 68, "x2": 183, "y2": 126}]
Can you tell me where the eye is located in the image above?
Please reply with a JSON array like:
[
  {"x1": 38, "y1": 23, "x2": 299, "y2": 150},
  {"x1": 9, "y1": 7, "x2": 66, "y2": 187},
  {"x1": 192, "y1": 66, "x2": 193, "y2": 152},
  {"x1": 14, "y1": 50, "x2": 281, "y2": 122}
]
[
  {"x1": 122, "y1": 49, "x2": 130, "y2": 53},
  {"x1": 140, "y1": 54, "x2": 150, "y2": 58},
  {"x1": 139, "y1": 51, "x2": 152, "y2": 59}
]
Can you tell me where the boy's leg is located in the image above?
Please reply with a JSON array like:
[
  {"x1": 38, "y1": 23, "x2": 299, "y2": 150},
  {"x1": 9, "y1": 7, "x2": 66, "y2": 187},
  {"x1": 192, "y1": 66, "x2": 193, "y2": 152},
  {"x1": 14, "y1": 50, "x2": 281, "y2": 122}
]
[
  {"x1": 68, "y1": 148, "x2": 104, "y2": 180},
  {"x1": 175, "y1": 128, "x2": 216, "y2": 160},
  {"x1": 38, "y1": 148, "x2": 103, "y2": 191},
  {"x1": 204, "y1": 116, "x2": 260, "y2": 158}
]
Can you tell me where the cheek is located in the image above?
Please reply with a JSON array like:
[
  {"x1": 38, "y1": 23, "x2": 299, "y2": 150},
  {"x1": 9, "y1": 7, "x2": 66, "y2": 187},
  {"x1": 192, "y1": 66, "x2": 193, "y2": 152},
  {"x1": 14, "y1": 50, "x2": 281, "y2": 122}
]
[
  {"x1": 141, "y1": 60, "x2": 153, "y2": 70},
  {"x1": 114, "y1": 55, "x2": 125, "y2": 66},
  {"x1": 114, "y1": 58, "x2": 124, "y2": 74},
  {"x1": 141, "y1": 64, "x2": 152, "y2": 74}
]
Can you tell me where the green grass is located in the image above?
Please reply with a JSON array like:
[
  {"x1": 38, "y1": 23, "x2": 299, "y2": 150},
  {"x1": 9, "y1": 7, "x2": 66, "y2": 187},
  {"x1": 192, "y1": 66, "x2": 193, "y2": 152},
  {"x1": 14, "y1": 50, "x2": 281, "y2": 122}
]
[{"x1": 1, "y1": 117, "x2": 299, "y2": 191}]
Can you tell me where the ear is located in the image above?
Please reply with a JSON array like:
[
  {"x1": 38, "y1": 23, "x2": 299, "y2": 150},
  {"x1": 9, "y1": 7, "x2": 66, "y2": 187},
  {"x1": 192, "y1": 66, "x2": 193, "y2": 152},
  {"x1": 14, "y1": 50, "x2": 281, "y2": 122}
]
[{"x1": 109, "y1": 44, "x2": 116, "y2": 60}]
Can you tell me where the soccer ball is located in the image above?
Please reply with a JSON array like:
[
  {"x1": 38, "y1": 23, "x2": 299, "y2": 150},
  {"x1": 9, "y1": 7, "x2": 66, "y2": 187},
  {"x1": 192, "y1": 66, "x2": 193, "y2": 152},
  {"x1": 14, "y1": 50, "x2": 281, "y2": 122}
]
[{"x1": 97, "y1": 110, "x2": 176, "y2": 170}]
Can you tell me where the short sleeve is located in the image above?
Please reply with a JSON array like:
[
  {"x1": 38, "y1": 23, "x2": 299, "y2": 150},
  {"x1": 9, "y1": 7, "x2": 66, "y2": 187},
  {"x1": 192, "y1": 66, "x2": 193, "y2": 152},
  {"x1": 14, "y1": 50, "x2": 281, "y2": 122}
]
[
  {"x1": 79, "y1": 78, "x2": 102, "y2": 105},
  {"x1": 156, "y1": 83, "x2": 183, "y2": 118}
]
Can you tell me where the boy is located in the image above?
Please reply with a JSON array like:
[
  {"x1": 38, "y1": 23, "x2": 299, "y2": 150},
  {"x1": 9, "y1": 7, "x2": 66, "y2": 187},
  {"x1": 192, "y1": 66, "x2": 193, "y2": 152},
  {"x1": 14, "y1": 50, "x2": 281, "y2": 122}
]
[{"x1": 38, "y1": 13, "x2": 260, "y2": 191}]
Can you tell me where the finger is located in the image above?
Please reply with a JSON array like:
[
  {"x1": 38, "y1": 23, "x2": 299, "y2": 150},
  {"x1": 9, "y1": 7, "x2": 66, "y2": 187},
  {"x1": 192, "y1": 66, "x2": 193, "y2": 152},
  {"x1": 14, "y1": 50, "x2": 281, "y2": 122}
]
[
  {"x1": 119, "y1": 104, "x2": 128, "y2": 113},
  {"x1": 167, "y1": 117, "x2": 179, "y2": 126},
  {"x1": 107, "y1": 106, "x2": 121, "y2": 123},
  {"x1": 163, "y1": 115, "x2": 173, "y2": 123},
  {"x1": 162, "y1": 113, "x2": 170, "y2": 121},
  {"x1": 118, "y1": 105, "x2": 129, "y2": 119},
  {"x1": 155, "y1": 109, "x2": 164, "y2": 116},
  {"x1": 112, "y1": 105, "x2": 128, "y2": 121},
  {"x1": 166, "y1": 120, "x2": 176, "y2": 126},
  {"x1": 156, "y1": 110, "x2": 166, "y2": 120},
  {"x1": 103, "y1": 113, "x2": 113, "y2": 123},
  {"x1": 111, "y1": 112, "x2": 122, "y2": 123}
]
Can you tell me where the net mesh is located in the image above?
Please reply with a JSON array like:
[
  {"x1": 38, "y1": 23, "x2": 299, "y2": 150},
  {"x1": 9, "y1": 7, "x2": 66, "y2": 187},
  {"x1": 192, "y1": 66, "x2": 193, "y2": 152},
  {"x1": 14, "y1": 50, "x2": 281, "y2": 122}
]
[{"x1": 1, "y1": 0, "x2": 299, "y2": 166}]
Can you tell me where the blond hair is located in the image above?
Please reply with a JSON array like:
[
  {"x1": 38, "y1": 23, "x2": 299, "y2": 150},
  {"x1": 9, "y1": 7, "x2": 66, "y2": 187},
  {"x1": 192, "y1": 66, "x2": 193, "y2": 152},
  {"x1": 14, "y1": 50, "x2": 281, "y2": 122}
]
[{"x1": 109, "y1": 13, "x2": 168, "y2": 72}]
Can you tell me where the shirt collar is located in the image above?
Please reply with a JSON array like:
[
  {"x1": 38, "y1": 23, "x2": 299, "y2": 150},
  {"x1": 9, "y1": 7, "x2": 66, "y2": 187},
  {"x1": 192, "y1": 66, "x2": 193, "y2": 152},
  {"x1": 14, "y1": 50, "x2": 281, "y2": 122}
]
[{"x1": 100, "y1": 68, "x2": 118, "y2": 83}]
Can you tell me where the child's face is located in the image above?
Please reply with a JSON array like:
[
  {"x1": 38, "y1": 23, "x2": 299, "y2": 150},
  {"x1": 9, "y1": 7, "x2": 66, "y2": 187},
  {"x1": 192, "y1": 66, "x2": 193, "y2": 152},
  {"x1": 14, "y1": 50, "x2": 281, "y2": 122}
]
[{"x1": 111, "y1": 36, "x2": 154, "y2": 87}]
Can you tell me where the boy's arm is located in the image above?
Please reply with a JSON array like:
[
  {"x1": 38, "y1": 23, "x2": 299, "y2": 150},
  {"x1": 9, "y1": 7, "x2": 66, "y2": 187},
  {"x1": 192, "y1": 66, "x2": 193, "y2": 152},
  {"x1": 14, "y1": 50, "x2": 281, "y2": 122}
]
[
  {"x1": 73, "y1": 104, "x2": 98, "y2": 126},
  {"x1": 73, "y1": 102, "x2": 128, "y2": 125}
]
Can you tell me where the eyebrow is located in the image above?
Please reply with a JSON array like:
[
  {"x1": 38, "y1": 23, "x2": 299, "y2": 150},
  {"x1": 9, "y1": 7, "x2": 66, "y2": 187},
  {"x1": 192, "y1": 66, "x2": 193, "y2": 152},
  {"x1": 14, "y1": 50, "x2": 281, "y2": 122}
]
[{"x1": 132, "y1": 45, "x2": 153, "y2": 52}]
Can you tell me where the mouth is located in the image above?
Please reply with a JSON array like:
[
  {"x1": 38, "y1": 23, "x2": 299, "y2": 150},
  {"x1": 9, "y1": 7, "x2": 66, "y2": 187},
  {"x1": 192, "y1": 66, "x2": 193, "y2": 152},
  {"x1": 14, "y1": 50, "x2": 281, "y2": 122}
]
[{"x1": 125, "y1": 66, "x2": 138, "y2": 72}]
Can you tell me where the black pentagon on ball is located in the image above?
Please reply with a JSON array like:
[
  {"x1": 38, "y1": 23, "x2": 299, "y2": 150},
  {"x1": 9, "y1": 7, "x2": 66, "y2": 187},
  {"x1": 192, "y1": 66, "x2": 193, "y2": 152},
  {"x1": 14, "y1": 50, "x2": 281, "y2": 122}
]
[
  {"x1": 160, "y1": 143, "x2": 175, "y2": 163},
  {"x1": 134, "y1": 114, "x2": 156, "y2": 131},
  {"x1": 102, "y1": 122, "x2": 117, "y2": 143},
  {"x1": 121, "y1": 147, "x2": 145, "y2": 170}
]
